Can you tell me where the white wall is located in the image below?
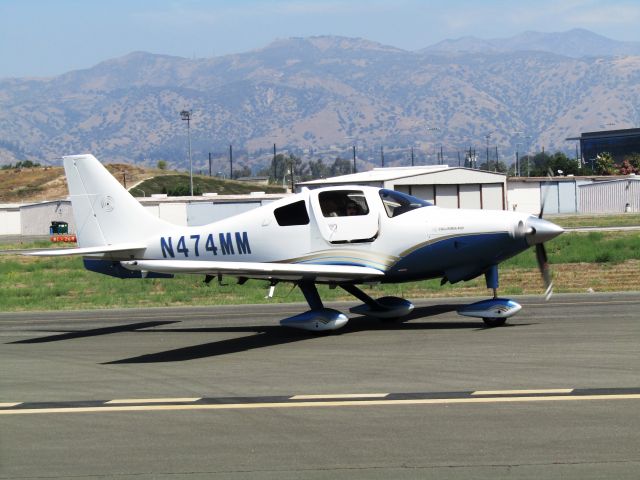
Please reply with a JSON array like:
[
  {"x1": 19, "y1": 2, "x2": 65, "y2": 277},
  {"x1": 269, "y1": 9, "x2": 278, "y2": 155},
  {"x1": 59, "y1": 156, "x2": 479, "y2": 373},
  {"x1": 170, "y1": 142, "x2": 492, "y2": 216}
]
[
  {"x1": 507, "y1": 182, "x2": 540, "y2": 213},
  {"x1": 0, "y1": 210, "x2": 21, "y2": 235},
  {"x1": 435, "y1": 185, "x2": 458, "y2": 208},
  {"x1": 410, "y1": 185, "x2": 435, "y2": 203},
  {"x1": 158, "y1": 203, "x2": 187, "y2": 226},
  {"x1": 482, "y1": 184, "x2": 504, "y2": 210},
  {"x1": 20, "y1": 202, "x2": 76, "y2": 236},
  {"x1": 459, "y1": 184, "x2": 481, "y2": 209}
]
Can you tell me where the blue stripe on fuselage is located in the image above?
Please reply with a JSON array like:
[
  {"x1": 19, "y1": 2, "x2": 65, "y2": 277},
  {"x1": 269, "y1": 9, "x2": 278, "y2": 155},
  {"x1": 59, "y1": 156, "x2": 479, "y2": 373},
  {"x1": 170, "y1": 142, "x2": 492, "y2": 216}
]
[{"x1": 384, "y1": 232, "x2": 529, "y2": 283}]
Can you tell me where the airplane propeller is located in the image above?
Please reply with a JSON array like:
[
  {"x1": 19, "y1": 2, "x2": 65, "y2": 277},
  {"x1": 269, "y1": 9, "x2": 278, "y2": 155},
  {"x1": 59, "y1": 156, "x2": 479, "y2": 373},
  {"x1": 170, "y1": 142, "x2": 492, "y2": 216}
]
[
  {"x1": 533, "y1": 170, "x2": 559, "y2": 301},
  {"x1": 535, "y1": 241, "x2": 553, "y2": 301}
]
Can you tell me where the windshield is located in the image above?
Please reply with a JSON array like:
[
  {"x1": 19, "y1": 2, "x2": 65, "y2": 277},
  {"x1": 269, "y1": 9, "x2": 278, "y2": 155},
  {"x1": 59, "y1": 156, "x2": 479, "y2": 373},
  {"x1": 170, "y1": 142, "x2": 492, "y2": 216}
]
[{"x1": 379, "y1": 189, "x2": 433, "y2": 217}]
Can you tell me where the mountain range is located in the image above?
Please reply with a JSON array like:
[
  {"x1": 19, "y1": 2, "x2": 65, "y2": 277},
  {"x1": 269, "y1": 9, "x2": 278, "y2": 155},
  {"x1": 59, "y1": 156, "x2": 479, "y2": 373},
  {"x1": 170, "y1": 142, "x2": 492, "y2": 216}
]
[{"x1": 1, "y1": 29, "x2": 639, "y2": 171}]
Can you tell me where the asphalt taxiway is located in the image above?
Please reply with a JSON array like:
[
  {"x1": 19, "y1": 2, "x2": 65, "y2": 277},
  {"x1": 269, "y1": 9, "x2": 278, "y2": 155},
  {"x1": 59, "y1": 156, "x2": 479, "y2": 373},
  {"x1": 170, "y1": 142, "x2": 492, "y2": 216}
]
[{"x1": 1, "y1": 292, "x2": 640, "y2": 479}]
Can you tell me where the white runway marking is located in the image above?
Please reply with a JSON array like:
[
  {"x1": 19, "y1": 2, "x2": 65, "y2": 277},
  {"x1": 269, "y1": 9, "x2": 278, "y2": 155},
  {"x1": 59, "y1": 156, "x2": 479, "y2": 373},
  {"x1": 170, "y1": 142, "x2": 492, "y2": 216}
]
[
  {"x1": 290, "y1": 393, "x2": 389, "y2": 400},
  {"x1": 0, "y1": 402, "x2": 21, "y2": 408},
  {"x1": 105, "y1": 397, "x2": 201, "y2": 404},
  {"x1": 472, "y1": 389, "x2": 573, "y2": 395}
]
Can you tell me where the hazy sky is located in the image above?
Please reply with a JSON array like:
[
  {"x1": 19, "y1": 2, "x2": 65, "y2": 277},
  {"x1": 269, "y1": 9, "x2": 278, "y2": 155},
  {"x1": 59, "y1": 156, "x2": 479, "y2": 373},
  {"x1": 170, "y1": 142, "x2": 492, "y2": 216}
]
[{"x1": 1, "y1": 0, "x2": 639, "y2": 78}]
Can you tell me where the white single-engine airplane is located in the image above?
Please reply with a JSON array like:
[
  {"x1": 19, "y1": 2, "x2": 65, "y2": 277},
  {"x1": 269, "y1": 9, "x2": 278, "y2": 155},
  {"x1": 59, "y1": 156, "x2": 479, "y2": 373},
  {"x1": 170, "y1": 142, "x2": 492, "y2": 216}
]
[{"x1": 19, "y1": 154, "x2": 563, "y2": 331}]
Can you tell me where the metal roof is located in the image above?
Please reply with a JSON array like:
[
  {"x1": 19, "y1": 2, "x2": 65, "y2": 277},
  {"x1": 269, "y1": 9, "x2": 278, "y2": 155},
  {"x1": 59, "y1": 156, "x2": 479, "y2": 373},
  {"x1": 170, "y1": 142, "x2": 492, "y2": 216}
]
[
  {"x1": 299, "y1": 165, "x2": 459, "y2": 185},
  {"x1": 579, "y1": 176, "x2": 639, "y2": 188},
  {"x1": 566, "y1": 127, "x2": 640, "y2": 141}
]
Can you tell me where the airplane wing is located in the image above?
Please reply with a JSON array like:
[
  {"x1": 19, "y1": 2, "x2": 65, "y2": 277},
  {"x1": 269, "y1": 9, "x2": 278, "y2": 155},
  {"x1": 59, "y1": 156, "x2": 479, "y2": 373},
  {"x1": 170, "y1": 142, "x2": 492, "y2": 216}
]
[
  {"x1": 2, "y1": 243, "x2": 147, "y2": 257},
  {"x1": 121, "y1": 259, "x2": 384, "y2": 283}
]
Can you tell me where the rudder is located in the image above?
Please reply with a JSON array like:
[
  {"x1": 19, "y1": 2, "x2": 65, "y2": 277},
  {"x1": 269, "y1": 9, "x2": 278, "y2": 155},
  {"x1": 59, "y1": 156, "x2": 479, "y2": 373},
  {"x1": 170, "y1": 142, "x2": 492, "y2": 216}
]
[{"x1": 64, "y1": 154, "x2": 170, "y2": 247}]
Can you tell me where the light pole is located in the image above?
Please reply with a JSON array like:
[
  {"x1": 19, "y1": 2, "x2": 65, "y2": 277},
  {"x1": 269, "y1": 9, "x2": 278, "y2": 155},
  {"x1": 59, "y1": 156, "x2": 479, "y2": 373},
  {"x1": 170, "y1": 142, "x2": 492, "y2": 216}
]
[
  {"x1": 512, "y1": 131, "x2": 532, "y2": 177},
  {"x1": 180, "y1": 110, "x2": 193, "y2": 196},
  {"x1": 426, "y1": 126, "x2": 440, "y2": 164},
  {"x1": 485, "y1": 132, "x2": 492, "y2": 171},
  {"x1": 344, "y1": 136, "x2": 357, "y2": 173}
]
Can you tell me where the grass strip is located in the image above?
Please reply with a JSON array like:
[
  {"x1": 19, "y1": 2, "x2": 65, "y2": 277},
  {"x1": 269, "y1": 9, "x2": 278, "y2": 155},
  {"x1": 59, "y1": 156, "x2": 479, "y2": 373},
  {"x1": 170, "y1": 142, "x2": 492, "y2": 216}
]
[{"x1": 1, "y1": 232, "x2": 638, "y2": 312}]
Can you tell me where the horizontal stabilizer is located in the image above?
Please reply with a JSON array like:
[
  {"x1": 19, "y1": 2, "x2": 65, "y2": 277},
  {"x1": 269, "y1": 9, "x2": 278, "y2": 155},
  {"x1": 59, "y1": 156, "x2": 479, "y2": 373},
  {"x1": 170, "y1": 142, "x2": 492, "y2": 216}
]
[
  {"x1": 4, "y1": 243, "x2": 147, "y2": 257},
  {"x1": 122, "y1": 259, "x2": 384, "y2": 282}
]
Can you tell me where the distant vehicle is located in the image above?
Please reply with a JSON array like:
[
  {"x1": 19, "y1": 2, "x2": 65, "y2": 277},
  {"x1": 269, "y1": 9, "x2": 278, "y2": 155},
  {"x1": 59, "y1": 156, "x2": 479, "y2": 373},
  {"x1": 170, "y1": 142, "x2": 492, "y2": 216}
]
[{"x1": 20, "y1": 154, "x2": 562, "y2": 331}]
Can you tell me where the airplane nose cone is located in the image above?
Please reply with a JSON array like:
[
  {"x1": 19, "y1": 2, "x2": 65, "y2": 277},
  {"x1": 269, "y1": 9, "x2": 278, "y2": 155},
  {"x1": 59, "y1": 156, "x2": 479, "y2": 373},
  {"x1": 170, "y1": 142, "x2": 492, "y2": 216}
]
[{"x1": 525, "y1": 216, "x2": 564, "y2": 245}]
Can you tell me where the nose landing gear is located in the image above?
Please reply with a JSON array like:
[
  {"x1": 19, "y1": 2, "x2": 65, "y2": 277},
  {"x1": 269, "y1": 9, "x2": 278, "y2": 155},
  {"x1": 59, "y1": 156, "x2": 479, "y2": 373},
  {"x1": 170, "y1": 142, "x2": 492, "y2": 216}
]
[{"x1": 456, "y1": 265, "x2": 522, "y2": 327}]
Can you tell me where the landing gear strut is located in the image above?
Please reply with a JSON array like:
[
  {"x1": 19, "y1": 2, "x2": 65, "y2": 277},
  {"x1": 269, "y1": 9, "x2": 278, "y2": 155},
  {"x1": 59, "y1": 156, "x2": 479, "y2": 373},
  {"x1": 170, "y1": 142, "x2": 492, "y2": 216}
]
[
  {"x1": 340, "y1": 284, "x2": 414, "y2": 319},
  {"x1": 279, "y1": 282, "x2": 415, "y2": 332}
]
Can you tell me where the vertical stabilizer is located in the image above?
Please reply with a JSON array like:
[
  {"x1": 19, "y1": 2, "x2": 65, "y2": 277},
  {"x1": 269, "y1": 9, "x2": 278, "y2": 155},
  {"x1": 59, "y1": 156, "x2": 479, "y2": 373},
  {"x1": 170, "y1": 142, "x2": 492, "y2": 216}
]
[{"x1": 64, "y1": 154, "x2": 170, "y2": 247}]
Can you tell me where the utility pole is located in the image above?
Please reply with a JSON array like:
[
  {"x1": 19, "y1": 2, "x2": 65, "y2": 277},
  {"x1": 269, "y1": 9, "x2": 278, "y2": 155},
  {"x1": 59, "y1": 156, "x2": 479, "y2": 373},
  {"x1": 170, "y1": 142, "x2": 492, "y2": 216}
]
[
  {"x1": 495, "y1": 146, "x2": 499, "y2": 172},
  {"x1": 272, "y1": 143, "x2": 276, "y2": 182},
  {"x1": 440, "y1": 145, "x2": 444, "y2": 165},
  {"x1": 352, "y1": 145, "x2": 357, "y2": 174},
  {"x1": 290, "y1": 157, "x2": 295, "y2": 193},
  {"x1": 411, "y1": 147, "x2": 415, "y2": 166},
  {"x1": 485, "y1": 133, "x2": 491, "y2": 171},
  {"x1": 381, "y1": 146, "x2": 384, "y2": 167},
  {"x1": 229, "y1": 144, "x2": 233, "y2": 179},
  {"x1": 180, "y1": 110, "x2": 193, "y2": 196}
]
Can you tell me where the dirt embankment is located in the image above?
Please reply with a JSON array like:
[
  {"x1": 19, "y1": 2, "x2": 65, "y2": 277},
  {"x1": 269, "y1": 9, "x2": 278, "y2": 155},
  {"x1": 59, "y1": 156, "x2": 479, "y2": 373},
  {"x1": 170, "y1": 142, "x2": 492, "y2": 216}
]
[{"x1": 0, "y1": 164, "x2": 160, "y2": 203}]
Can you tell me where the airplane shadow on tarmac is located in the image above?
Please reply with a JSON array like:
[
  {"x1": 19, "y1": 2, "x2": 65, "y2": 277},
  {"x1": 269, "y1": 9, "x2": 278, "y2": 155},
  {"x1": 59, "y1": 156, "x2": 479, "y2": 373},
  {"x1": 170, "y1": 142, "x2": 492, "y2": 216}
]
[
  {"x1": 102, "y1": 304, "x2": 532, "y2": 364},
  {"x1": 8, "y1": 321, "x2": 180, "y2": 344},
  {"x1": 7, "y1": 305, "x2": 533, "y2": 363}
]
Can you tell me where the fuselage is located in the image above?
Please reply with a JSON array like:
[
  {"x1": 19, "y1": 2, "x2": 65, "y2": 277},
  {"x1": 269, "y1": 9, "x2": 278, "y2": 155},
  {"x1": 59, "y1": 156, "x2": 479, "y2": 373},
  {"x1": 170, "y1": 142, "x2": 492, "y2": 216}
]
[{"x1": 138, "y1": 186, "x2": 550, "y2": 285}]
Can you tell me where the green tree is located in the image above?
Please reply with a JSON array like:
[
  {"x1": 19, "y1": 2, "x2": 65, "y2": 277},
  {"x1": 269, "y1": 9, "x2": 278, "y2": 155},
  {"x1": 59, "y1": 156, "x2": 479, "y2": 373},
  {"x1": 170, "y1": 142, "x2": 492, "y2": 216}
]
[
  {"x1": 595, "y1": 152, "x2": 616, "y2": 175},
  {"x1": 330, "y1": 157, "x2": 353, "y2": 176},
  {"x1": 547, "y1": 152, "x2": 580, "y2": 176},
  {"x1": 266, "y1": 153, "x2": 308, "y2": 184},
  {"x1": 528, "y1": 152, "x2": 553, "y2": 176},
  {"x1": 232, "y1": 165, "x2": 251, "y2": 179},
  {"x1": 267, "y1": 153, "x2": 288, "y2": 183},
  {"x1": 167, "y1": 184, "x2": 202, "y2": 196},
  {"x1": 621, "y1": 153, "x2": 640, "y2": 174},
  {"x1": 519, "y1": 151, "x2": 581, "y2": 177},
  {"x1": 157, "y1": 160, "x2": 168, "y2": 170},
  {"x1": 308, "y1": 158, "x2": 330, "y2": 180},
  {"x1": 14, "y1": 160, "x2": 41, "y2": 169}
]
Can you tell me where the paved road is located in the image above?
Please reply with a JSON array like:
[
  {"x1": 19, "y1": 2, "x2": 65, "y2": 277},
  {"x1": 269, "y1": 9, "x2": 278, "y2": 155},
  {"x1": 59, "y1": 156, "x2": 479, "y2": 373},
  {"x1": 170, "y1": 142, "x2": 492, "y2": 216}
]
[
  {"x1": 2, "y1": 293, "x2": 640, "y2": 479},
  {"x1": 564, "y1": 225, "x2": 640, "y2": 232}
]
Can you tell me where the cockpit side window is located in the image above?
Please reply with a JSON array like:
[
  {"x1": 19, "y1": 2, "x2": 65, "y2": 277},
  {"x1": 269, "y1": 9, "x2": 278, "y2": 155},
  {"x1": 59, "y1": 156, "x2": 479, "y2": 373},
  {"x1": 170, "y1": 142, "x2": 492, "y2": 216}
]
[
  {"x1": 379, "y1": 189, "x2": 432, "y2": 217},
  {"x1": 274, "y1": 200, "x2": 310, "y2": 226},
  {"x1": 318, "y1": 190, "x2": 369, "y2": 217}
]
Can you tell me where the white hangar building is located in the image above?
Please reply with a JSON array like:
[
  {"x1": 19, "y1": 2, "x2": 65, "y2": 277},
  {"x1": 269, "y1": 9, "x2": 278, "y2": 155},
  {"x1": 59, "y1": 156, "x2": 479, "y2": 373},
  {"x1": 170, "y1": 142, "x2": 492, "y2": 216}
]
[
  {"x1": 580, "y1": 177, "x2": 640, "y2": 213},
  {"x1": 0, "y1": 193, "x2": 286, "y2": 238},
  {"x1": 297, "y1": 166, "x2": 507, "y2": 210}
]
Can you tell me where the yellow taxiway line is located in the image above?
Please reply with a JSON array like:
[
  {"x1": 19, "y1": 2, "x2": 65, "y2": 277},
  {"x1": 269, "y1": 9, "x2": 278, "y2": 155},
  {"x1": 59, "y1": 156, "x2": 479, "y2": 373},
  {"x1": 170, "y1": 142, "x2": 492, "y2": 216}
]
[{"x1": 2, "y1": 393, "x2": 640, "y2": 415}]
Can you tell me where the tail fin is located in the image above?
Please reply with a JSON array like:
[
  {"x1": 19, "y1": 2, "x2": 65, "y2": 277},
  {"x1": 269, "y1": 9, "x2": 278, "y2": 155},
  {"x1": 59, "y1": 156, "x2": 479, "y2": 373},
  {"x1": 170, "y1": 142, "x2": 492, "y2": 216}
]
[{"x1": 64, "y1": 154, "x2": 170, "y2": 247}]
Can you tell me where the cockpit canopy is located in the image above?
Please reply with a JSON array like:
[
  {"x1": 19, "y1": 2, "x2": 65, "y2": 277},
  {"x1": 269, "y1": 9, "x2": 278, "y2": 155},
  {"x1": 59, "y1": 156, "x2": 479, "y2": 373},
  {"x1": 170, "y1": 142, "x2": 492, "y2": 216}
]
[
  {"x1": 273, "y1": 187, "x2": 433, "y2": 243},
  {"x1": 378, "y1": 189, "x2": 433, "y2": 217}
]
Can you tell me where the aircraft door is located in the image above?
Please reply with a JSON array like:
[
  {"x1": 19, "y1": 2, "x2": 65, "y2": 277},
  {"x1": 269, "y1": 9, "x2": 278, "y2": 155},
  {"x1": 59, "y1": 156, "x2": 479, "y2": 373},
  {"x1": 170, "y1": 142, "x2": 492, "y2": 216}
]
[{"x1": 310, "y1": 189, "x2": 379, "y2": 243}]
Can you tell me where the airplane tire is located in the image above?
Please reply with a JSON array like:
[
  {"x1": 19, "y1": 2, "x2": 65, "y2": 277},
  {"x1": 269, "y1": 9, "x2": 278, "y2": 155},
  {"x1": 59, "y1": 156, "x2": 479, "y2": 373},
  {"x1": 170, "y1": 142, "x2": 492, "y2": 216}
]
[{"x1": 483, "y1": 317, "x2": 507, "y2": 327}]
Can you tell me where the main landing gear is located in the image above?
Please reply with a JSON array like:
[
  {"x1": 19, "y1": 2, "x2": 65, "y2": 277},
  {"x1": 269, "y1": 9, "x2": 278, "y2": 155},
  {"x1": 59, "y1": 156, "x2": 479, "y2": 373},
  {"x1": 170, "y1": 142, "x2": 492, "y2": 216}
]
[
  {"x1": 279, "y1": 281, "x2": 414, "y2": 332},
  {"x1": 280, "y1": 265, "x2": 522, "y2": 332},
  {"x1": 456, "y1": 265, "x2": 522, "y2": 327}
]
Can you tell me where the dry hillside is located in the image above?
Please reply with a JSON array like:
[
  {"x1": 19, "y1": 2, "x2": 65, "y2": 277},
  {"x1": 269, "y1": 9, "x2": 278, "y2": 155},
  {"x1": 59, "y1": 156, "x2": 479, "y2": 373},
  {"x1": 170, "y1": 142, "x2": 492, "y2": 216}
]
[{"x1": 0, "y1": 164, "x2": 160, "y2": 203}]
